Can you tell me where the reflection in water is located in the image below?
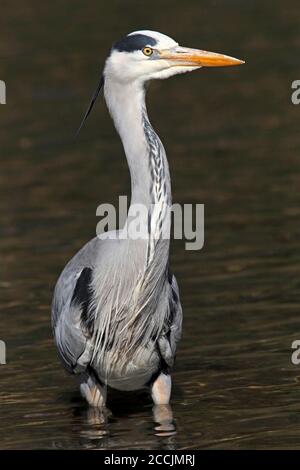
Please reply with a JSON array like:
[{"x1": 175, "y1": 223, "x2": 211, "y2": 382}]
[
  {"x1": 79, "y1": 407, "x2": 109, "y2": 447},
  {"x1": 1, "y1": 0, "x2": 300, "y2": 450},
  {"x1": 153, "y1": 405, "x2": 176, "y2": 437},
  {"x1": 76, "y1": 403, "x2": 176, "y2": 449}
]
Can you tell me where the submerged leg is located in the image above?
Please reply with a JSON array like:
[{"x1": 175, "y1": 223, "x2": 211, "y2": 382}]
[
  {"x1": 80, "y1": 374, "x2": 107, "y2": 408},
  {"x1": 151, "y1": 373, "x2": 172, "y2": 405},
  {"x1": 152, "y1": 404, "x2": 176, "y2": 436}
]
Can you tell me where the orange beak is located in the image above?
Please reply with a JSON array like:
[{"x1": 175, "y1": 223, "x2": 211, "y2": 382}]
[{"x1": 160, "y1": 46, "x2": 245, "y2": 67}]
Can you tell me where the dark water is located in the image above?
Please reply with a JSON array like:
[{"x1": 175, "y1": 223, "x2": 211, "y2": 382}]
[{"x1": 1, "y1": 0, "x2": 300, "y2": 449}]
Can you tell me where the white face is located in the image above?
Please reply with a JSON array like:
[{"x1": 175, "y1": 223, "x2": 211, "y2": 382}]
[
  {"x1": 104, "y1": 30, "x2": 185, "y2": 84},
  {"x1": 104, "y1": 30, "x2": 244, "y2": 85}
]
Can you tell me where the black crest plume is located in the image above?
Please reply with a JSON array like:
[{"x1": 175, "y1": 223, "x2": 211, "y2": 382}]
[{"x1": 76, "y1": 74, "x2": 104, "y2": 135}]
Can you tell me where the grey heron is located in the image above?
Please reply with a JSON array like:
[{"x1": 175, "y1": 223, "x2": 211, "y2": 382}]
[{"x1": 52, "y1": 30, "x2": 243, "y2": 408}]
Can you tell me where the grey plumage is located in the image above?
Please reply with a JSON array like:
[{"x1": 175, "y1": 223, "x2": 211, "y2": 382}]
[
  {"x1": 52, "y1": 235, "x2": 182, "y2": 391},
  {"x1": 51, "y1": 32, "x2": 183, "y2": 398},
  {"x1": 52, "y1": 29, "x2": 243, "y2": 407},
  {"x1": 52, "y1": 101, "x2": 182, "y2": 388}
]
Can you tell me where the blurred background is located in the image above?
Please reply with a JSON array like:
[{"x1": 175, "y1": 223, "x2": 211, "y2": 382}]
[{"x1": 1, "y1": 0, "x2": 300, "y2": 449}]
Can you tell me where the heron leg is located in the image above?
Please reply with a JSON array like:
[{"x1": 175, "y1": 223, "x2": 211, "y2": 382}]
[
  {"x1": 80, "y1": 374, "x2": 107, "y2": 408},
  {"x1": 151, "y1": 373, "x2": 172, "y2": 405},
  {"x1": 152, "y1": 404, "x2": 176, "y2": 435}
]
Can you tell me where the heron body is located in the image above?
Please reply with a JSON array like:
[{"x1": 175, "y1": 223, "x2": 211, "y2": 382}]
[{"x1": 52, "y1": 30, "x2": 243, "y2": 407}]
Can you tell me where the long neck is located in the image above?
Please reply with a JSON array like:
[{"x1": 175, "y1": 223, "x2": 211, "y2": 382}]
[
  {"x1": 104, "y1": 80, "x2": 172, "y2": 209},
  {"x1": 92, "y1": 80, "x2": 173, "y2": 368}
]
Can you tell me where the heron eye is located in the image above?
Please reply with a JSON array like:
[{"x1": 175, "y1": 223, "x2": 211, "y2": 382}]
[{"x1": 142, "y1": 47, "x2": 153, "y2": 56}]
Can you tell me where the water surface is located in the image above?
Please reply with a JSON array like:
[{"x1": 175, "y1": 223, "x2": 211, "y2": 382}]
[{"x1": 1, "y1": 0, "x2": 300, "y2": 449}]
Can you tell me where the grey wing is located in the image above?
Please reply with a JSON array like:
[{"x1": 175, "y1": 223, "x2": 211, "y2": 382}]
[
  {"x1": 51, "y1": 238, "x2": 99, "y2": 374},
  {"x1": 157, "y1": 270, "x2": 183, "y2": 369}
]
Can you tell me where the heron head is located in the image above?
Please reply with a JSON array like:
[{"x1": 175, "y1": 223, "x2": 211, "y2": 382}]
[
  {"x1": 104, "y1": 30, "x2": 244, "y2": 83},
  {"x1": 77, "y1": 30, "x2": 244, "y2": 133}
]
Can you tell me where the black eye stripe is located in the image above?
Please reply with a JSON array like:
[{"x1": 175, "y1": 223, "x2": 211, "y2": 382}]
[{"x1": 112, "y1": 34, "x2": 157, "y2": 53}]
